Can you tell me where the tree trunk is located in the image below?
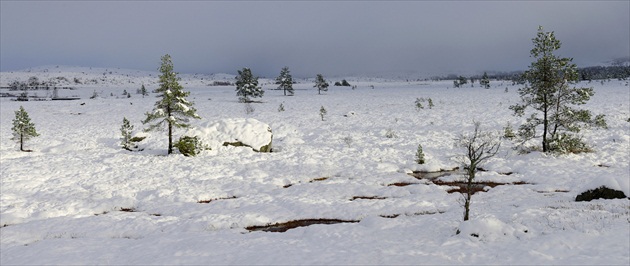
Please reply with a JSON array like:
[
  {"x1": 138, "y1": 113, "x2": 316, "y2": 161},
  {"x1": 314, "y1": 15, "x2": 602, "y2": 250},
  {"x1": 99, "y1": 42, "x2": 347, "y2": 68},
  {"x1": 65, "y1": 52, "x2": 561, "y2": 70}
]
[
  {"x1": 168, "y1": 122, "x2": 173, "y2": 154},
  {"x1": 20, "y1": 133, "x2": 24, "y2": 152},
  {"x1": 167, "y1": 104, "x2": 173, "y2": 154}
]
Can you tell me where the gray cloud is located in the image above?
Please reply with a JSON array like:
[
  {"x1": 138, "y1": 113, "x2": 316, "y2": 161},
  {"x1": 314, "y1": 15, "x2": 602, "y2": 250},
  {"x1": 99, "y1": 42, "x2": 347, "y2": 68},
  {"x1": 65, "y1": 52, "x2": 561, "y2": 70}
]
[{"x1": 1, "y1": 1, "x2": 628, "y2": 77}]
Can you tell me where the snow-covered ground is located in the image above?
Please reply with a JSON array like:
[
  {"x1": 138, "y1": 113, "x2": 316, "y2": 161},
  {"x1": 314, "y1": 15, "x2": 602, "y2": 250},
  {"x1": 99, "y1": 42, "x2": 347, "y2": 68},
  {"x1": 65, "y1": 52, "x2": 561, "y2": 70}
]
[{"x1": 1, "y1": 67, "x2": 629, "y2": 265}]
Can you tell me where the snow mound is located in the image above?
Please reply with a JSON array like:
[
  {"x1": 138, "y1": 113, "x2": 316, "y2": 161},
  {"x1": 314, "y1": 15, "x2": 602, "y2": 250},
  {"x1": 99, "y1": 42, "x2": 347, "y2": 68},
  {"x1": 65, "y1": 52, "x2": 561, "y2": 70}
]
[
  {"x1": 577, "y1": 175, "x2": 629, "y2": 196},
  {"x1": 457, "y1": 215, "x2": 528, "y2": 242},
  {"x1": 185, "y1": 118, "x2": 273, "y2": 152}
]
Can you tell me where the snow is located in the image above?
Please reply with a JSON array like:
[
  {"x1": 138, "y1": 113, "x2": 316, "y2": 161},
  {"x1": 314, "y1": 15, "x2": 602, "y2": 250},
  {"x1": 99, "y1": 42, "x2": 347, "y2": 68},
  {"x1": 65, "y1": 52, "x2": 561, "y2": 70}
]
[
  {"x1": 0, "y1": 67, "x2": 629, "y2": 265},
  {"x1": 180, "y1": 118, "x2": 272, "y2": 151}
]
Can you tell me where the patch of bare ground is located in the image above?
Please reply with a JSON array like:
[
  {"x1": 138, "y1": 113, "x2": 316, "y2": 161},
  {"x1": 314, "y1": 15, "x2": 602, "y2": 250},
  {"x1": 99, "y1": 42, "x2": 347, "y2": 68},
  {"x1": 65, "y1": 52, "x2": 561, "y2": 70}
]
[
  {"x1": 246, "y1": 219, "x2": 360, "y2": 233},
  {"x1": 197, "y1": 196, "x2": 237, "y2": 204},
  {"x1": 379, "y1": 210, "x2": 445, "y2": 219},
  {"x1": 283, "y1": 177, "x2": 330, "y2": 188},
  {"x1": 536, "y1": 189, "x2": 570, "y2": 193},
  {"x1": 350, "y1": 196, "x2": 387, "y2": 201},
  {"x1": 434, "y1": 180, "x2": 530, "y2": 195},
  {"x1": 119, "y1": 207, "x2": 137, "y2": 212},
  {"x1": 387, "y1": 182, "x2": 418, "y2": 187}
]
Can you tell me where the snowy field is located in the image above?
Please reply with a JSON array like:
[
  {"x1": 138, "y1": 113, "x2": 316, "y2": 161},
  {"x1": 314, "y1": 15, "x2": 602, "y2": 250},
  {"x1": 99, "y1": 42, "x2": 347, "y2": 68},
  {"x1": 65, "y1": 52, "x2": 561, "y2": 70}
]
[{"x1": 1, "y1": 67, "x2": 629, "y2": 265}]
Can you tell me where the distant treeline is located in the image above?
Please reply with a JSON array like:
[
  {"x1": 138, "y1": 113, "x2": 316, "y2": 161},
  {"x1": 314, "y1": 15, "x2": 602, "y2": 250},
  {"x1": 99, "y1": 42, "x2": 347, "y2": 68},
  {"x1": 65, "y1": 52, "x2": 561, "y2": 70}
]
[{"x1": 433, "y1": 65, "x2": 630, "y2": 83}]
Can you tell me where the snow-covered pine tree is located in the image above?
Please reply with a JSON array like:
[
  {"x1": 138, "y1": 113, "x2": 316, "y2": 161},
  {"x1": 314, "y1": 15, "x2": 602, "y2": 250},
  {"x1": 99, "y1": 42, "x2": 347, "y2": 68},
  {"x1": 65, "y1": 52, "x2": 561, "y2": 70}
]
[
  {"x1": 235, "y1": 68, "x2": 264, "y2": 102},
  {"x1": 314, "y1": 74, "x2": 329, "y2": 94},
  {"x1": 12, "y1": 106, "x2": 39, "y2": 152},
  {"x1": 276, "y1": 66, "x2": 294, "y2": 96},
  {"x1": 143, "y1": 54, "x2": 200, "y2": 154},
  {"x1": 480, "y1": 72, "x2": 490, "y2": 89}
]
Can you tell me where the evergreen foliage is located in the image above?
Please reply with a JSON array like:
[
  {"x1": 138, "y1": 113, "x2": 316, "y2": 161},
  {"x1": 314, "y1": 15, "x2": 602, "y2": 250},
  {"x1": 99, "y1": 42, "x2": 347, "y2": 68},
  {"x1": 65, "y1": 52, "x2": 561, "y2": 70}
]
[
  {"x1": 453, "y1": 76, "x2": 468, "y2": 88},
  {"x1": 174, "y1": 136, "x2": 207, "y2": 157},
  {"x1": 12, "y1": 106, "x2": 39, "y2": 152},
  {"x1": 236, "y1": 68, "x2": 264, "y2": 102},
  {"x1": 314, "y1": 74, "x2": 329, "y2": 94},
  {"x1": 140, "y1": 84, "x2": 148, "y2": 97},
  {"x1": 414, "y1": 98, "x2": 424, "y2": 110},
  {"x1": 275, "y1": 67, "x2": 294, "y2": 96},
  {"x1": 143, "y1": 54, "x2": 200, "y2": 154},
  {"x1": 480, "y1": 72, "x2": 490, "y2": 89},
  {"x1": 120, "y1": 117, "x2": 136, "y2": 151},
  {"x1": 415, "y1": 144, "x2": 425, "y2": 164},
  {"x1": 503, "y1": 122, "x2": 516, "y2": 140},
  {"x1": 509, "y1": 26, "x2": 607, "y2": 153},
  {"x1": 319, "y1": 106, "x2": 327, "y2": 121}
]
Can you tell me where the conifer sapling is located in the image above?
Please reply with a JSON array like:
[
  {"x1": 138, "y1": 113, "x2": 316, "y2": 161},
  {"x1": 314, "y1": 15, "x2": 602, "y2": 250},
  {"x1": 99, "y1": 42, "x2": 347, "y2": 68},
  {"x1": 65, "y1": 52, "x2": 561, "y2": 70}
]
[
  {"x1": 319, "y1": 106, "x2": 327, "y2": 121},
  {"x1": 415, "y1": 144, "x2": 425, "y2": 164},
  {"x1": 12, "y1": 106, "x2": 39, "y2": 152}
]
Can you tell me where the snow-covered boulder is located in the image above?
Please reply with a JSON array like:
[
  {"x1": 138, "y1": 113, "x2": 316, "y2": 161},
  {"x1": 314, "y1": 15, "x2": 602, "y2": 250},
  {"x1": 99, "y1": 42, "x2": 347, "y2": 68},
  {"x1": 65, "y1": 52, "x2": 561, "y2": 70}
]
[{"x1": 184, "y1": 118, "x2": 272, "y2": 152}]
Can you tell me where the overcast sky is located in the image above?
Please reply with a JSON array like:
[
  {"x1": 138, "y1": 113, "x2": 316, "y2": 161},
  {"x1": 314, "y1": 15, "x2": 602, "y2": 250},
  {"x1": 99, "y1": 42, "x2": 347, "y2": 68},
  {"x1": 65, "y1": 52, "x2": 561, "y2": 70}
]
[{"x1": 1, "y1": 1, "x2": 628, "y2": 77}]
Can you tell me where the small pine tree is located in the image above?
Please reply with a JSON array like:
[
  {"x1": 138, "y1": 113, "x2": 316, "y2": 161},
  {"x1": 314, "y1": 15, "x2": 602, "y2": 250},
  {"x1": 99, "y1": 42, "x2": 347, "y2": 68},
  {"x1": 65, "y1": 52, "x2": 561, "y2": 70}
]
[
  {"x1": 278, "y1": 103, "x2": 285, "y2": 112},
  {"x1": 143, "y1": 54, "x2": 200, "y2": 154},
  {"x1": 503, "y1": 122, "x2": 516, "y2": 139},
  {"x1": 428, "y1": 98, "x2": 434, "y2": 109},
  {"x1": 415, "y1": 98, "x2": 424, "y2": 110},
  {"x1": 276, "y1": 67, "x2": 294, "y2": 96},
  {"x1": 140, "y1": 84, "x2": 148, "y2": 98},
  {"x1": 236, "y1": 68, "x2": 264, "y2": 102},
  {"x1": 314, "y1": 74, "x2": 329, "y2": 94},
  {"x1": 120, "y1": 117, "x2": 134, "y2": 150},
  {"x1": 415, "y1": 144, "x2": 425, "y2": 164},
  {"x1": 12, "y1": 106, "x2": 39, "y2": 152},
  {"x1": 480, "y1": 72, "x2": 490, "y2": 89},
  {"x1": 319, "y1": 105, "x2": 327, "y2": 121}
]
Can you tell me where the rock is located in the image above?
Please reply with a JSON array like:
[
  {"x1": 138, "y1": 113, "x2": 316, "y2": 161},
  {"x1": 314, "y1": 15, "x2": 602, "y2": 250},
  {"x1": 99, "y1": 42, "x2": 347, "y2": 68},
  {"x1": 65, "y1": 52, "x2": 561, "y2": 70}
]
[{"x1": 575, "y1": 186, "x2": 627, "y2": 202}]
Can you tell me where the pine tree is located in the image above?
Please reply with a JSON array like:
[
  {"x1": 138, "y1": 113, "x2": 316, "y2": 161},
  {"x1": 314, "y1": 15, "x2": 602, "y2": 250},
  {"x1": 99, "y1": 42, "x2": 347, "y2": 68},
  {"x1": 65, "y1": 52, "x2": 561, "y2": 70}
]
[
  {"x1": 140, "y1": 84, "x2": 148, "y2": 98},
  {"x1": 480, "y1": 72, "x2": 490, "y2": 89},
  {"x1": 143, "y1": 54, "x2": 200, "y2": 154},
  {"x1": 314, "y1": 74, "x2": 329, "y2": 94},
  {"x1": 276, "y1": 67, "x2": 294, "y2": 96},
  {"x1": 120, "y1": 117, "x2": 134, "y2": 150},
  {"x1": 415, "y1": 144, "x2": 425, "y2": 164},
  {"x1": 12, "y1": 106, "x2": 39, "y2": 152},
  {"x1": 319, "y1": 105, "x2": 327, "y2": 121},
  {"x1": 235, "y1": 68, "x2": 264, "y2": 102},
  {"x1": 509, "y1": 26, "x2": 607, "y2": 153}
]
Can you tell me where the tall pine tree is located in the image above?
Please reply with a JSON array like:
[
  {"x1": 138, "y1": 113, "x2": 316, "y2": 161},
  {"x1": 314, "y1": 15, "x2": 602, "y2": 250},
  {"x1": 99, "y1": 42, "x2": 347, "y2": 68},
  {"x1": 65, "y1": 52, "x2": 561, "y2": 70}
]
[
  {"x1": 235, "y1": 68, "x2": 264, "y2": 102},
  {"x1": 143, "y1": 54, "x2": 200, "y2": 154},
  {"x1": 12, "y1": 106, "x2": 39, "y2": 152},
  {"x1": 276, "y1": 66, "x2": 294, "y2": 96},
  {"x1": 510, "y1": 26, "x2": 606, "y2": 153}
]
